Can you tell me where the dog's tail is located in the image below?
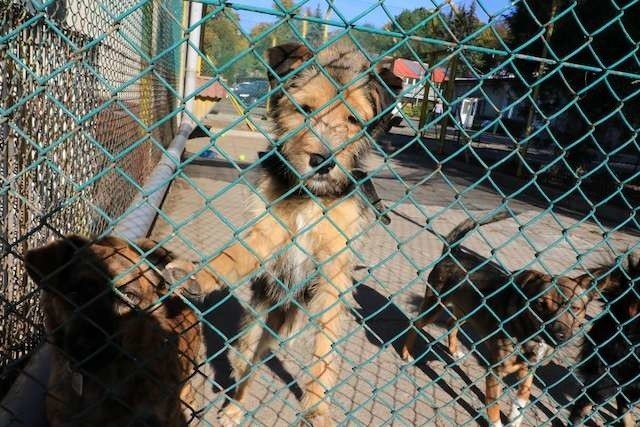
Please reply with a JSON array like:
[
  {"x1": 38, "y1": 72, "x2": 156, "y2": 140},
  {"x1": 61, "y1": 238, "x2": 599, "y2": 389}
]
[{"x1": 442, "y1": 210, "x2": 511, "y2": 256}]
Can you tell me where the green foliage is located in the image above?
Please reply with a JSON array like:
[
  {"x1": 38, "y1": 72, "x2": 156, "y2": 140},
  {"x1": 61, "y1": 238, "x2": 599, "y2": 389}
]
[
  {"x1": 303, "y1": 5, "x2": 324, "y2": 47},
  {"x1": 386, "y1": 4, "x2": 507, "y2": 74},
  {"x1": 391, "y1": 7, "x2": 445, "y2": 60},
  {"x1": 200, "y1": 7, "x2": 261, "y2": 82},
  {"x1": 199, "y1": 4, "x2": 515, "y2": 84},
  {"x1": 402, "y1": 103, "x2": 423, "y2": 118},
  {"x1": 506, "y1": 0, "x2": 640, "y2": 144},
  {"x1": 351, "y1": 25, "x2": 397, "y2": 57}
]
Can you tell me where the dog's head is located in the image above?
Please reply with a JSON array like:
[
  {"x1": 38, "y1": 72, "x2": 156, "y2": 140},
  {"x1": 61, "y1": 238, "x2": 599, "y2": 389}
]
[
  {"x1": 516, "y1": 270, "x2": 588, "y2": 346},
  {"x1": 585, "y1": 253, "x2": 640, "y2": 328},
  {"x1": 265, "y1": 41, "x2": 402, "y2": 197},
  {"x1": 25, "y1": 235, "x2": 175, "y2": 370},
  {"x1": 577, "y1": 252, "x2": 640, "y2": 300}
]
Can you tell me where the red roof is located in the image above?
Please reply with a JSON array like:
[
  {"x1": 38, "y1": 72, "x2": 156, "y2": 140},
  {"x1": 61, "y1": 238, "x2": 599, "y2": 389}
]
[
  {"x1": 431, "y1": 68, "x2": 446, "y2": 84},
  {"x1": 196, "y1": 76, "x2": 227, "y2": 100},
  {"x1": 393, "y1": 58, "x2": 425, "y2": 80}
]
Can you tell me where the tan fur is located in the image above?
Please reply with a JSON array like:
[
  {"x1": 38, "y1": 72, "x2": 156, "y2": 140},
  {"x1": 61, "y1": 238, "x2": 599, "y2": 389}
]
[
  {"x1": 26, "y1": 236, "x2": 202, "y2": 427},
  {"x1": 164, "y1": 40, "x2": 401, "y2": 426}
]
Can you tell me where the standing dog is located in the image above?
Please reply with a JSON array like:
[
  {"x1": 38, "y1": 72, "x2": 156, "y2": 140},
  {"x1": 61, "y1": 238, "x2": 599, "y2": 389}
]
[
  {"x1": 25, "y1": 235, "x2": 202, "y2": 427},
  {"x1": 163, "y1": 41, "x2": 401, "y2": 426},
  {"x1": 401, "y1": 212, "x2": 590, "y2": 427},
  {"x1": 569, "y1": 254, "x2": 640, "y2": 427}
]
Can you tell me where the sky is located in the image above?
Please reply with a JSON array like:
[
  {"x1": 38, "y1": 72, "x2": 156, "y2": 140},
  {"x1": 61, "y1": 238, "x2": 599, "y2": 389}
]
[{"x1": 233, "y1": 0, "x2": 514, "y2": 31}]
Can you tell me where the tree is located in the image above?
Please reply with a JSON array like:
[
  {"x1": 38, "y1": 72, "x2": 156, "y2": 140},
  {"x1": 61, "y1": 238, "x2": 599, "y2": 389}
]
[
  {"x1": 506, "y1": 0, "x2": 640, "y2": 160},
  {"x1": 391, "y1": 7, "x2": 446, "y2": 62},
  {"x1": 386, "y1": 4, "x2": 506, "y2": 75},
  {"x1": 200, "y1": 7, "x2": 261, "y2": 82},
  {"x1": 474, "y1": 19, "x2": 511, "y2": 75},
  {"x1": 350, "y1": 25, "x2": 396, "y2": 57}
]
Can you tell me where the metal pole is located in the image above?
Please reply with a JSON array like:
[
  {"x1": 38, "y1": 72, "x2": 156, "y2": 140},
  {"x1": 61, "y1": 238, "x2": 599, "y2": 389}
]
[
  {"x1": 183, "y1": 0, "x2": 203, "y2": 128},
  {"x1": 114, "y1": 0, "x2": 203, "y2": 240},
  {"x1": 113, "y1": 122, "x2": 194, "y2": 240},
  {"x1": 302, "y1": 9, "x2": 308, "y2": 39},
  {"x1": 323, "y1": 0, "x2": 333, "y2": 43}
]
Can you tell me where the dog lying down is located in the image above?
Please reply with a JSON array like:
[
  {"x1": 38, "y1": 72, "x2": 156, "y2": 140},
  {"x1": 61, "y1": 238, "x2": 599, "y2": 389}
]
[
  {"x1": 25, "y1": 235, "x2": 202, "y2": 427},
  {"x1": 401, "y1": 211, "x2": 598, "y2": 427}
]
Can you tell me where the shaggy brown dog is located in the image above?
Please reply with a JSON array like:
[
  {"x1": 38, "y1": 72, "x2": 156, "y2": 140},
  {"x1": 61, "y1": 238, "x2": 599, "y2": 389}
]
[
  {"x1": 400, "y1": 212, "x2": 590, "y2": 427},
  {"x1": 25, "y1": 235, "x2": 202, "y2": 427},
  {"x1": 163, "y1": 40, "x2": 401, "y2": 426},
  {"x1": 569, "y1": 254, "x2": 640, "y2": 427}
]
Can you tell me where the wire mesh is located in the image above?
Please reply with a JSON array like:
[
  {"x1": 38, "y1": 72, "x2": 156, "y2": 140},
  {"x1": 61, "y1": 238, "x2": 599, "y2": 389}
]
[
  {"x1": 2, "y1": 0, "x2": 640, "y2": 426},
  {"x1": 0, "y1": 0, "x2": 184, "y2": 394}
]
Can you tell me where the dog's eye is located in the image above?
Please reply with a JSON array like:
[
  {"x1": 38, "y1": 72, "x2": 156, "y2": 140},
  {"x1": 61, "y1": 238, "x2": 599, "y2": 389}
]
[
  {"x1": 347, "y1": 114, "x2": 359, "y2": 125},
  {"x1": 300, "y1": 104, "x2": 312, "y2": 115}
]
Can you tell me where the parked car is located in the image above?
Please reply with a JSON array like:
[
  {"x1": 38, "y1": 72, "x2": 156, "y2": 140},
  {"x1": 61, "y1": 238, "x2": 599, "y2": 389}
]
[{"x1": 231, "y1": 80, "x2": 269, "y2": 106}]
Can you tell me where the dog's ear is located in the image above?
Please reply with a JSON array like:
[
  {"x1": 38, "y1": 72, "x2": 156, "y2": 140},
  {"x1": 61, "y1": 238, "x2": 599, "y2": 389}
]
[
  {"x1": 575, "y1": 266, "x2": 619, "y2": 301},
  {"x1": 625, "y1": 252, "x2": 640, "y2": 318},
  {"x1": 25, "y1": 235, "x2": 90, "y2": 286},
  {"x1": 515, "y1": 269, "x2": 550, "y2": 299},
  {"x1": 371, "y1": 57, "x2": 403, "y2": 116},
  {"x1": 266, "y1": 43, "x2": 312, "y2": 85},
  {"x1": 135, "y1": 239, "x2": 175, "y2": 269}
]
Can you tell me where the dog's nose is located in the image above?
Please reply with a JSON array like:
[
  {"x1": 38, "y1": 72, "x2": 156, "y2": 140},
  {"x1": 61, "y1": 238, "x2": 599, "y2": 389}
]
[{"x1": 309, "y1": 153, "x2": 335, "y2": 174}]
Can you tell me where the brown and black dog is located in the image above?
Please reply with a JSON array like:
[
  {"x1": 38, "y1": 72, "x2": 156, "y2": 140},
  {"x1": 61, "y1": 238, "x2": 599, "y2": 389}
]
[
  {"x1": 162, "y1": 40, "x2": 401, "y2": 426},
  {"x1": 401, "y1": 212, "x2": 590, "y2": 427},
  {"x1": 569, "y1": 254, "x2": 640, "y2": 427},
  {"x1": 25, "y1": 235, "x2": 202, "y2": 427}
]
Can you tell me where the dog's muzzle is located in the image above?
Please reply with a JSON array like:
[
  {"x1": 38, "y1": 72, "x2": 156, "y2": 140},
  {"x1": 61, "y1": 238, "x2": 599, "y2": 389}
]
[
  {"x1": 543, "y1": 321, "x2": 572, "y2": 346},
  {"x1": 309, "y1": 153, "x2": 335, "y2": 175}
]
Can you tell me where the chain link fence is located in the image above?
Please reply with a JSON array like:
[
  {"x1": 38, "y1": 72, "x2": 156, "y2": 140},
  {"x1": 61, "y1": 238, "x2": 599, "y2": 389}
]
[
  {"x1": 1, "y1": 0, "x2": 640, "y2": 426},
  {"x1": 0, "y1": 0, "x2": 183, "y2": 395}
]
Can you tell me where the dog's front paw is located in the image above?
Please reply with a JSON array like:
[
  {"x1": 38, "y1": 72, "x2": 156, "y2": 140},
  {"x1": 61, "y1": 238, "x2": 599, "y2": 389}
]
[
  {"x1": 451, "y1": 350, "x2": 466, "y2": 361},
  {"x1": 218, "y1": 403, "x2": 244, "y2": 427},
  {"x1": 301, "y1": 410, "x2": 335, "y2": 427},
  {"x1": 508, "y1": 398, "x2": 527, "y2": 427},
  {"x1": 401, "y1": 345, "x2": 413, "y2": 361}
]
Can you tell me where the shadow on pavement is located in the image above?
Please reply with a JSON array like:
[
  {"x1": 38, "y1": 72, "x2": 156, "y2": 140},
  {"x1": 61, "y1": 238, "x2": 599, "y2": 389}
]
[
  {"x1": 351, "y1": 283, "x2": 490, "y2": 425},
  {"x1": 352, "y1": 283, "x2": 585, "y2": 426},
  {"x1": 196, "y1": 290, "x2": 303, "y2": 400},
  {"x1": 379, "y1": 131, "x2": 639, "y2": 234}
]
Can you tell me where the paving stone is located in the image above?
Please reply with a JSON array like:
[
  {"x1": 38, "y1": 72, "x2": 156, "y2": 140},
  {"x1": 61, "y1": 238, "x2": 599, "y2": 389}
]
[{"x1": 151, "y1": 133, "x2": 638, "y2": 426}]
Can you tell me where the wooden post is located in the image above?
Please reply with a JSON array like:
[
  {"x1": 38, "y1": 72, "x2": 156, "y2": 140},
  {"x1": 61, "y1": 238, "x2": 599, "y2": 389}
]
[{"x1": 437, "y1": 55, "x2": 458, "y2": 154}]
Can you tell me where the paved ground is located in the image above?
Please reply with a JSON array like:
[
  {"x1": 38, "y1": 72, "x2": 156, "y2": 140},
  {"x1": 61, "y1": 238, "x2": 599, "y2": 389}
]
[{"x1": 151, "y1": 101, "x2": 639, "y2": 426}]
